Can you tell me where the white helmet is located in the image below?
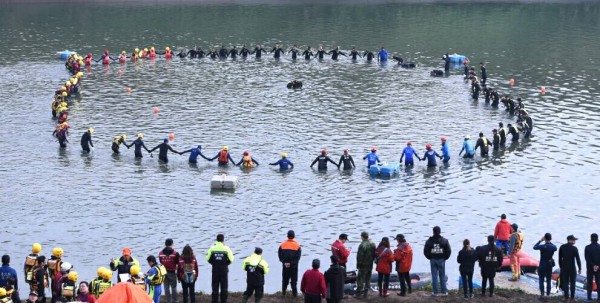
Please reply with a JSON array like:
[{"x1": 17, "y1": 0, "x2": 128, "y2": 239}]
[{"x1": 61, "y1": 262, "x2": 73, "y2": 273}]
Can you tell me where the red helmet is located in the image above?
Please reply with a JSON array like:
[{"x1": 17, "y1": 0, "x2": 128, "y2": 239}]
[
  {"x1": 407, "y1": 141, "x2": 412, "y2": 146},
  {"x1": 371, "y1": 146, "x2": 377, "y2": 152},
  {"x1": 243, "y1": 151, "x2": 249, "y2": 156},
  {"x1": 87, "y1": 53, "x2": 92, "y2": 57},
  {"x1": 321, "y1": 149, "x2": 327, "y2": 155},
  {"x1": 441, "y1": 137, "x2": 447, "y2": 142},
  {"x1": 426, "y1": 144, "x2": 432, "y2": 150}
]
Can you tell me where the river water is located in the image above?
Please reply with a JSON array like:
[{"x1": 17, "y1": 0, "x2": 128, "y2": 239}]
[{"x1": 1, "y1": 1, "x2": 599, "y2": 293}]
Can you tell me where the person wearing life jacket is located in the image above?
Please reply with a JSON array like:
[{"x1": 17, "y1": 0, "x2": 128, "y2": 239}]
[
  {"x1": 125, "y1": 133, "x2": 151, "y2": 158},
  {"x1": 363, "y1": 147, "x2": 380, "y2": 168},
  {"x1": 241, "y1": 248, "x2": 269, "y2": 303},
  {"x1": 111, "y1": 135, "x2": 128, "y2": 154},
  {"x1": 337, "y1": 149, "x2": 355, "y2": 170},
  {"x1": 70, "y1": 77, "x2": 80, "y2": 94},
  {"x1": 57, "y1": 107, "x2": 68, "y2": 124},
  {"x1": 400, "y1": 141, "x2": 422, "y2": 167},
  {"x1": 53, "y1": 262, "x2": 72, "y2": 303},
  {"x1": 84, "y1": 53, "x2": 93, "y2": 66},
  {"x1": 64, "y1": 81, "x2": 72, "y2": 95},
  {"x1": 140, "y1": 48, "x2": 149, "y2": 59},
  {"x1": 30, "y1": 256, "x2": 48, "y2": 301},
  {"x1": 88, "y1": 267, "x2": 104, "y2": 298},
  {"x1": 498, "y1": 122, "x2": 508, "y2": 145},
  {"x1": 75, "y1": 281, "x2": 97, "y2": 303},
  {"x1": 0, "y1": 287, "x2": 13, "y2": 303},
  {"x1": 146, "y1": 255, "x2": 166, "y2": 303},
  {"x1": 507, "y1": 123, "x2": 519, "y2": 142},
  {"x1": 475, "y1": 132, "x2": 490, "y2": 157},
  {"x1": 81, "y1": 128, "x2": 94, "y2": 153},
  {"x1": 149, "y1": 47, "x2": 156, "y2": 59},
  {"x1": 180, "y1": 145, "x2": 210, "y2": 164},
  {"x1": 158, "y1": 239, "x2": 180, "y2": 303},
  {"x1": 4, "y1": 277, "x2": 19, "y2": 303},
  {"x1": 51, "y1": 97, "x2": 61, "y2": 118},
  {"x1": 163, "y1": 47, "x2": 173, "y2": 59},
  {"x1": 96, "y1": 50, "x2": 114, "y2": 65},
  {"x1": 236, "y1": 151, "x2": 259, "y2": 168},
  {"x1": 129, "y1": 265, "x2": 146, "y2": 292},
  {"x1": 459, "y1": 135, "x2": 475, "y2": 159},
  {"x1": 210, "y1": 146, "x2": 235, "y2": 166},
  {"x1": 93, "y1": 268, "x2": 112, "y2": 298},
  {"x1": 48, "y1": 247, "x2": 64, "y2": 303},
  {"x1": 440, "y1": 137, "x2": 451, "y2": 163},
  {"x1": 110, "y1": 248, "x2": 140, "y2": 282},
  {"x1": 508, "y1": 224, "x2": 524, "y2": 281},
  {"x1": 269, "y1": 153, "x2": 294, "y2": 171},
  {"x1": 310, "y1": 150, "x2": 339, "y2": 170},
  {"x1": 149, "y1": 138, "x2": 180, "y2": 163},
  {"x1": 71, "y1": 60, "x2": 80, "y2": 75},
  {"x1": 75, "y1": 72, "x2": 84, "y2": 85},
  {"x1": 65, "y1": 54, "x2": 75, "y2": 69},
  {"x1": 60, "y1": 271, "x2": 78, "y2": 302},
  {"x1": 53, "y1": 122, "x2": 69, "y2": 148},
  {"x1": 517, "y1": 118, "x2": 531, "y2": 139},
  {"x1": 178, "y1": 245, "x2": 198, "y2": 303},
  {"x1": 421, "y1": 144, "x2": 442, "y2": 167},
  {"x1": 118, "y1": 51, "x2": 127, "y2": 63}
]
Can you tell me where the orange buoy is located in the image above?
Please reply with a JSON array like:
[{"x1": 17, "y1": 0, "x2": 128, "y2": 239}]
[
  {"x1": 153, "y1": 107, "x2": 159, "y2": 114},
  {"x1": 509, "y1": 79, "x2": 515, "y2": 86},
  {"x1": 168, "y1": 133, "x2": 174, "y2": 141},
  {"x1": 541, "y1": 86, "x2": 546, "y2": 95}
]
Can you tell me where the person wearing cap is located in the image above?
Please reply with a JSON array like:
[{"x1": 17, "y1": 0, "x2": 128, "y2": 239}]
[
  {"x1": 440, "y1": 137, "x2": 450, "y2": 163},
  {"x1": 400, "y1": 142, "x2": 422, "y2": 168},
  {"x1": 475, "y1": 132, "x2": 490, "y2": 157},
  {"x1": 278, "y1": 230, "x2": 301, "y2": 297},
  {"x1": 26, "y1": 291, "x2": 38, "y2": 303},
  {"x1": 421, "y1": 144, "x2": 442, "y2": 167},
  {"x1": 159, "y1": 239, "x2": 180, "y2": 303},
  {"x1": 48, "y1": 248, "x2": 64, "y2": 303},
  {"x1": 458, "y1": 135, "x2": 475, "y2": 159},
  {"x1": 206, "y1": 234, "x2": 235, "y2": 303},
  {"x1": 111, "y1": 135, "x2": 128, "y2": 154},
  {"x1": 508, "y1": 223, "x2": 524, "y2": 281},
  {"x1": 80, "y1": 128, "x2": 94, "y2": 153},
  {"x1": 110, "y1": 248, "x2": 140, "y2": 282},
  {"x1": 362, "y1": 147, "x2": 380, "y2": 168},
  {"x1": 300, "y1": 259, "x2": 326, "y2": 303},
  {"x1": 393, "y1": 234, "x2": 413, "y2": 296},
  {"x1": 494, "y1": 214, "x2": 512, "y2": 255},
  {"x1": 423, "y1": 226, "x2": 451, "y2": 296},
  {"x1": 478, "y1": 235, "x2": 503, "y2": 298},
  {"x1": 241, "y1": 248, "x2": 269, "y2": 303},
  {"x1": 269, "y1": 153, "x2": 294, "y2": 171},
  {"x1": 310, "y1": 150, "x2": 339, "y2": 171},
  {"x1": 149, "y1": 138, "x2": 180, "y2": 162},
  {"x1": 558, "y1": 235, "x2": 581, "y2": 300},
  {"x1": 337, "y1": 150, "x2": 355, "y2": 170},
  {"x1": 324, "y1": 256, "x2": 344, "y2": 303},
  {"x1": 210, "y1": 146, "x2": 236, "y2": 166},
  {"x1": 355, "y1": 232, "x2": 375, "y2": 297},
  {"x1": 331, "y1": 234, "x2": 350, "y2": 269},
  {"x1": 374, "y1": 237, "x2": 394, "y2": 297},
  {"x1": 533, "y1": 233, "x2": 557, "y2": 298},
  {"x1": 584, "y1": 233, "x2": 600, "y2": 301},
  {"x1": 125, "y1": 133, "x2": 152, "y2": 158},
  {"x1": 180, "y1": 145, "x2": 211, "y2": 164}
]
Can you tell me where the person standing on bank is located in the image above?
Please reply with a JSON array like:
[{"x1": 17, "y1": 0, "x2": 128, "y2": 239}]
[
  {"x1": 393, "y1": 234, "x2": 413, "y2": 297},
  {"x1": 331, "y1": 234, "x2": 350, "y2": 269},
  {"x1": 558, "y1": 235, "x2": 581, "y2": 300},
  {"x1": 508, "y1": 223, "x2": 524, "y2": 281},
  {"x1": 159, "y1": 238, "x2": 180, "y2": 303},
  {"x1": 278, "y1": 230, "x2": 301, "y2": 297},
  {"x1": 324, "y1": 256, "x2": 345, "y2": 303},
  {"x1": 457, "y1": 239, "x2": 477, "y2": 299},
  {"x1": 423, "y1": 226, "x2": 451, "y2": 297},
  {"x1": 584, "y1": 233, "x2": 600, "y2": 301},
  {"x1": 355, "y1": 232, "x2": 375, "y2": 298},
  {"x1": 533, "y1": 233, "x2": 557, "y2": 298},
  {"x1": 206, "y1": 234, "x2": 235, "y2": 303},
  {"x1": 300, "y1": 259, "x2": 326, "y2": 303},
  {"x1": 374, "y1": 237, "x2": 394, "y2": 297},
  {"x1": 478, "y1": 235, "x2": 503, "y2": 298},
  {"x1": 494, "y1": 214, "x2": 512, "y2": 255},
  {"x1": 241, "y1": 248, "x2": 269, "y2": 303}
]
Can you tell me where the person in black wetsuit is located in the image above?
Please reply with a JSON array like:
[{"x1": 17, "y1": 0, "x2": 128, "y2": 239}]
[
  {"x1": 288, "y1": 45, "x2": 300, "y2": 60},
  {"x1": 483, "y1": 86, "x2": 491, "y2": 103},
  {"x1": 302, "y1": 47, "x2": 314, "y2": 60},
  {"x1": 492, "y1": 129, "x2": 500, "y2": 151},
  {"x1": 218, "y1": 46, "x2": 229, "y2": 59},
  {"x1": 187, "y1": 47, "x2": 199, "y2": 58},
  {"x1": 480, "y1": 62, "x2": 487, "y2": 85},
  {"x1": 558, "y1": 235, "x2": 582, "y2": 300},
  {"x1": 507, "y1": 123, "x2": 519, "y2": 142},
  {"x1": 270, "y1": 43, "x2": 285, "y2": 59},
  {"x1": 81, "y1": 128, "x2": 94, "y2": 152},
  {"x1": 363, "y1": 50, "x2": 375, "y2": 62},
  {"x1": 471, "y1": 79, "x2": 481, "y2": 101},
  {"x1": 315, "y1": 46, "x2": 327, "y2": 60},
  {"x1": 240, "y1": 45, "x2": 251, "y2": 59},
  {"x1": 392, "y1": 55, "x2": 404, "y2": 64},
  {"x1": 252, "y1": 44, "x2": 266, "y2": 58},
  {"x1": 177, "y1": 50, "x2": 187, "y2": 58},
  {"x1": 310, "y1": 150, "x2": 339, "y2": 170},
  {"x1": 208, "y1": 48, "x2": 219, "y2": 59},
  {"x1": 490, "y1": 88, "x2": 500, "y2": 107},
  {"x1": 507, "y1": 98, "x2": 516, "y2": 115},
  {"x1": 112, "y1": 134, "x2": 128, "y2": 154},
  {"x1": 197, "y1": 48, "x2": 206, "y2": 58},
  {"x1": 500, "y1": 95, "x2": 509, "y2": 110},
  {"x1": 349, "y1": 48, "x2": 361, "y2": 60},
  {"x1": 498, "y1": 123, "x2": 507, "y2": 146},
  {"x1": 149, "y1": 138, "x2": 180, "y2": 162},
  {"x1": 229, "y1": 46, "x2": 239, "y2": 59},
  {"x1": 442, "y1": 53, "x2": 450, "y2": 73},
  {"x1": 463, "y1": 62, "x2": 470, "y2": 78},
  {"x1": 474, "y1": 132, "x2": 490, "y2": 157},
  {"x1": 337, "y1": 149, "x2": 356, "y2": 170},
  {"x1": 328, "y1": 47, "x2": 346, "y2": 60},
  {"x1": 126, "y1": 133, "x2": 151, "y2": 158}
]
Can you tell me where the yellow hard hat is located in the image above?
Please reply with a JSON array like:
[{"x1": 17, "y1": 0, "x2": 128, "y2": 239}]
[
  {"x1": 62, "y1": 92, "x2": 68, "y2": 97},
  {"x1": 60, "y1": 102, "x2": 68, "y2": 107},
  {"x1": 65, "y1": 81, "x2": 71, "y2": 86},
  {"x1": 151, "y1": 47, "x2": 155, "y2": 51},
  {"x1": 52, "y1": 247, "x2": 64, "y2": 258},
  {"x1": 144, "y1": 48, "x2": 148, "y2": 51},
  {"x1": 0, "y1": 288, "x2": 6, "y2": 297},
  {"x1": 78, "y1": 60, "x2": 83, "y2": 65},
  {"x1": 281, "y1": 152, "x2": 287, "y2": 158},
  {"x1": 32, "y1": 243, "x2": 42, "y2": 254},
  {"x1": 121, "y1": 50, "x2": 126, "y2": 54},
  {"x1": 70, "y1": 78, "x2": 77, "y2": 83},
  {"x1": 62, "y1": 122, "x2": 69, "y2": 127},
  {"x1": 121, "y1": 134, "x2": 127, "y2": 140},
  {"x1": 76, "y1": 72, "x2": 83, "y2": 78},
  {"x1": 130, "y1": 265, "x2": 141, "y2": 276},
  {"x1": 68, "y1": 271, "x2": 78, "y2": 282},
  {"x1": 137, "y1": 133, "x2": 143, "y2": 138},
  {"x1": 135, "y1": 48, "x2": 139, "y2": 53},
  {"x1": 88, "y1": 128, "x2": 94, "y2": 134},
  {"x1": 222, "y1": 146, "x2": 229, "y2": 151},
  {"x1": 96, "y1": 267, "x2": 106, "y2": 277},
  {"x1": 165, "y1": 47, "x2": 170, "y2": 51},
  {"x1": 60, "y1": 86, "x2": 67, "y2": 91},
  {"x1": 101, "y1": 268, "x2": 113, "y2": 280}
]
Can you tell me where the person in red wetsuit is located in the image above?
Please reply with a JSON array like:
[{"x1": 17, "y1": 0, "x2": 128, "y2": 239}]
[
  {"x1": 331, "y1": 234, "x2": 350, "y2": 269},
  {"x1": 494, "y1": 214, "x2": 513, "y2": 255}
]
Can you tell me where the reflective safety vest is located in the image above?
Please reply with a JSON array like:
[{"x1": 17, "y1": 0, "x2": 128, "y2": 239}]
[
  {"x1": 92, "y1": 279, "x2": 112, "y2": 297},
  {"x1": 0, "y1": 296, "x2": 13, "y2": 303},
  {"x1": 131, "y1": 276, "x2": 146, "y2": 291},
  {"x1": 61, "y1": 283, "x2": 76, "y2": 298},
  {"x1": 218, "y1": 151, "x2": 230, "y2": 164},
  {"x1": 482, "y1": 137, "x2": 489, "y2": 146},
  {"x1": 47, "y1": 258, "x2": 62, "y2": 279},
  {"x1": 24, "y1": 254, "x2": 37, "y2": 283},
  {"x1": 510, "y1": 126, "x2": 519, "y2": 133},
  {"x1": 242, "y1": 156, "x2": 254, "y2": 168},
  {"x1": 149, "y1": 265, "x2": 166, "y2": 285}
]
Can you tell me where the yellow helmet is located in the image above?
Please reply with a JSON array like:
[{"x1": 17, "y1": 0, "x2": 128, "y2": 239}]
[
  {"x1": 59, "y1": 107, "x2": 68, "y2": 113},
  {"x1": 165, "y1": 47, "x2": 170, "y2": 51},
  {"x1": 151, "y1": 47, "x2": 155, "y2": 51},
  {"x1": 78, "y1": 60, "x2": 83, "y2": 65},
  {"x1": 99, "y1": 268, "x2": 112, "y2": 280},
  {"x1": 76, "y1": 72, "x2": 83, "y2": 78},
  {"x1": 70, "y1": 78, "x2": 77, "y2": 83},
  {"x1": 130, "y1": 265, "x2": 141, "y2": 276},
  {"x1": 121, "y1": 134, "x2": 127, "y2": 140},
  {"x1": 96, "y1": 267, "x2": 106, "y2": 277},
  {"x1": 52, "y1": 247, "x2": 63, "y2": 258},
  {"x1": 281, "y1": 152, "x2": 287, "y2": 158},
  {"x1": 60, "y1": 86, "x2": 67, "y2": 91},
  {"x1": 222, "y1": 146, "x2": 229, "y2": 151},
  {"x1": 88, "y1": 128, "x2": 94, "y2": 134},
  {"x1": 121, "y1": 50, "x2": 126, "y2": 54},
  {"x1": 61, "y1": 122, "x2": 69, "y2": 127},
  {"x1": 32, "y1": 243, "x2": 42, "y2": 254},
  {"x1": 61, "y1": 92, "x2": 68, "y2": 97},
  {"x1": 144, "y1": 48, "x2": 148, "y2": 52},
  {"x1": 0, "y1": 288, "x2": 6, "y2": 297},
  {"x1": 60, "y1": 102, "x2": 68, "y2": 107},
  {"x1": 135, "y1": 48, "x2": 139, "y2": 53},
  {"x1": 68, "y1": 271, "x2": 78, "y2": 282},
  {"x1": 137, "y1": 133, "x2": 143, "y2": 138}
]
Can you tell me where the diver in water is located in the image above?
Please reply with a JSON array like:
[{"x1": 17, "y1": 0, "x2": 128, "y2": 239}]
[
  {"x1": 288, "y1": 45, "x2": 301, "y2": 60},
  {"x1": 149, "y1": 138, "x2": 180, "y2": 162},
  {"x1": 315, "y1": 46, "x2": 327, "y2": 60},
  {"x1": 218, "y1": 46, "x2": 229, "y2": 59},
  {"x1": 240, "y1": 45, "x2": 252, "y2": 58},
  {"x1": 329, "y1": 47, "x2": 346, "y2": 60},
  {"x1": 252, "y1": 44, "x2": 267, "y2": 58},
  {"x1": 363, "y1": 50, "x2": 375, "y2": 62},
  {"x1": 310, "y1": 150, "x2": 339, "y2": 170},
  {"x1": 208, "y1": 48, "x2": 219, "y2": 59},
  {"x1": 126, "y1": 133, "x2": 152, "y2": 158},
  {"x1": 180, "y1": 145, "x2": 210, "y2": 163},
  {"x1": 349, "y1": 48, "x2": 362, "y2": 60},
  {"x1": 229, "y1": 46, "x2": 239, "y2": 59},
  {"x1": 177, "y1": 49, "x2": 187, "y2": 58},
  {"x1": 81, "y1": 128, "x2": 94, "y2": 153},
  {"x1": 302, "y1": 47, "x2": 314, "y2": 60},
  {"x1": 338, "y1": 149, "x2": 356, "y2": 170},
  {"x1": 270, "y1": 43, "x2": 285, "y2": 59}
]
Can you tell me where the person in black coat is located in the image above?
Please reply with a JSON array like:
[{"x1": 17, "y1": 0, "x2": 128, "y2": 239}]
[
  {"x1": 478, "y1": 236, "x2": 503, "y2": 297},
  {"x1": 585, "y1": 233, "x2": 600, "y2": 301},
  {"x1": 324, "y1": 255, "x2": 345, "y2": 303},
  {"x1": 457, "y1": 239, "x2": 477, "y2": 299}
]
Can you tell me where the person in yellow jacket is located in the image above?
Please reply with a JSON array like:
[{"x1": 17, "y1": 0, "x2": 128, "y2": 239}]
[
  {"x1": 206, "y1": 234, "x2": 234, "y2": 303},
  {"x1": 241, "y1": 248, "x2": 269, "y2": 303},
  {"x1": 90, "y1": 267, "x2": 112, "y2": 298},
  {"x1": 145, "y1": 256, "x2": 166, "y2": 303}
]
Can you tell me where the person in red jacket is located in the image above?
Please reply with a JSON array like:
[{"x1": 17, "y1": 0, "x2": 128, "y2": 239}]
[
  {"x1": 300, "y1": 259, "x2": 326, "y2": 303},
  {"x1": 494, "y1": 214, "x2": 513, "y2": 255},
  {"x1": 393, "y1": 234, "x2": 413, "y2": 296},
  {"x1": 374, "y1": 237, "x2": 395, "y2": 297},
  {"x1": 159, "y1": 238, "x2": 180, "y2": 303},
  {"x1": 331, "y1": 234, "x2": 350, "y2": 268}
]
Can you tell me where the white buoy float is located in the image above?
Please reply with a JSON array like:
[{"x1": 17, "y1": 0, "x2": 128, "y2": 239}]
[{"x1": 210, "y1": 175, "x2": 239, "y2": 190}]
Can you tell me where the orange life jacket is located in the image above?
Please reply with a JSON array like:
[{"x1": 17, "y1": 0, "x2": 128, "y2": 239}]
[
  {"x1": 218, "y1": 151, "x2": 229, "y2": 163},
  {"x1": 242, "y1": 156, "x2": 254, "y2": 168},
  {"x1": 84, "y1": 57, "x2": 92, "y2": 65},
  {"x1": 165, "y1": 50, "x2": 173, "y2": 59},
  {"x1": 102, "y1": 56, "x2": 110, "y2": 65},
  {"x1": 149, "y1": 50, "x2": 156, "y2": 58}
]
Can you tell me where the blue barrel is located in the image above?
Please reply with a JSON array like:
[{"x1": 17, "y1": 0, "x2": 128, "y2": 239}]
[
  {"x1": 56, "y1": 50, "x2": 76, "y2": 60},
  {"x1": 448, "y1": 54, "x2": 468, "y2": 63}
]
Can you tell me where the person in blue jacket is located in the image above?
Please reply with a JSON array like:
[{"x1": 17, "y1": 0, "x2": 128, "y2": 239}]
[
  {"x1": 378, "y1": 47, "x2": 388, "y2": 62},
  {"x1": 270, "y1": 153, "x2": 294, "y2": 170},
  {"x1": 421, "y1": 144, "x2": 442, "y2": 167},
  {"x1": 458, "y1": 135, "x2": 475, "y2": 159},
  {"x1": 180, "y1": 145, "x2": 210, "y2": 163},
  {"x1": 0, "y1": 255, "x2": 18, "y2": 290},
  {"x1": 400, "y1": 142, "x2": 422, "y2": 167},
  {"x1": 363, "y1": 147, "x2": 381, "y2": 168},
  {"x1": 440, "y1": 137, "x2": 450, "y2": 163},
  {"x1": 533, "y1": 233, "x2": 557, "y2": 298}
]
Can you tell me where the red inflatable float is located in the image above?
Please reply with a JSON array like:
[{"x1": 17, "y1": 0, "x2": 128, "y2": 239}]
[{"x1": 500, "y1": 251, "x2": 539, "y2": 273}]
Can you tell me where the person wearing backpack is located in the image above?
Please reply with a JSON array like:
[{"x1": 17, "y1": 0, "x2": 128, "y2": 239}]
[
  {"x1": 178, "y1": 245, "x2": 198, "y2": 303},
  {"x1": 159, "y1": 239, "x2": 180, "y2": 303},
  {"x1": 241, "y1": 248, "x2": 269, "y2": 303},
  {"x1": 146, "y1": 255, "x2": 166, "y2": 303},
  {"x1": 374, "y1": 237, "x2": 394, "y2": 297},
  {"x1": 24, "y1": 243, "x2": 42, "y2": 292}
]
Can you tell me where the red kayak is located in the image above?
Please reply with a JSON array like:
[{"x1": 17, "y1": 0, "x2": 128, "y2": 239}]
[{"x1": 500, "y1": 251, "x2": 539, "y2": 273}]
